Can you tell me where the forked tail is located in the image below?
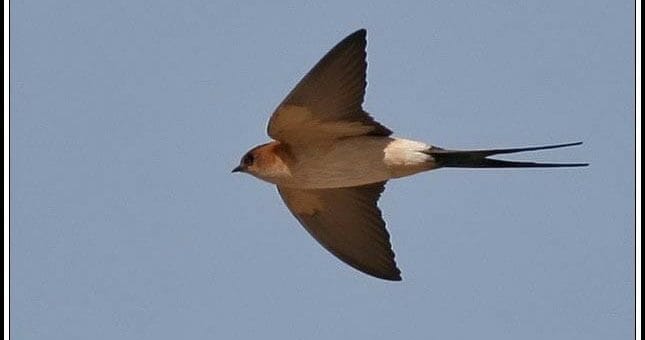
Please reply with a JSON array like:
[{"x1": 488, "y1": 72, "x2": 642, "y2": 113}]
[{"x1": 426, "y1": 142, "x2": 588, "y2": 168}]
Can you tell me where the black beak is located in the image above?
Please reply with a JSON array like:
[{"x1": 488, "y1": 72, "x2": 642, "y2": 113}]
[{"x1": 232, "y1": 165, "x2": 243, "y2": 173}]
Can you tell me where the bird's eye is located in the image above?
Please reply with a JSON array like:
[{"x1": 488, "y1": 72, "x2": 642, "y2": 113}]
[{"x1": 242, "y1": 153, "x2": 254, "y2": 166}]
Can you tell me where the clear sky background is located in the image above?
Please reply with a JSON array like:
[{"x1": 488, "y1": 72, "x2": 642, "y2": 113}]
[{"x1": 11, "y1": 1, "x2": 634, "y2": 339}]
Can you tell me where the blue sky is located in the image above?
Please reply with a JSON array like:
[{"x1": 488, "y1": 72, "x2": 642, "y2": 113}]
[{"x1": 11, "y1": 1, "x2": 634, "y2": 339}]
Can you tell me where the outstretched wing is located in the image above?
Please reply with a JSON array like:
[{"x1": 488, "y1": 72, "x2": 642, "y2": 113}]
[
  {"x1": 277, "y1": 181, "x2": 401, "y2": 281},
  {"x1": 267, "y1": 29, "x2": 391, "y2": 144}
]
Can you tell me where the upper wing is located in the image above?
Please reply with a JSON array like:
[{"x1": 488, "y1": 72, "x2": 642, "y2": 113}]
[
  {"x1": 277, "y1": 181, "x2": 401, "y2": 281},
  {"x1": 267, "y1": 29, "x2": 392, "y2": 144}
]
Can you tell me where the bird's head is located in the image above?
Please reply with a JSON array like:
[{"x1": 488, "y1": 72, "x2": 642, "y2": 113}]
[{"x1": 232, "y1": 142, "x2": 291, "y2": 184}]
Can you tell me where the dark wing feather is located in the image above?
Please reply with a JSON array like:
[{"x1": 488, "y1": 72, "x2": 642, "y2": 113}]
[
  {"x1": 277, "y1": 181, "x2": 401, "y2": 281},
  {"x1": 267, "y1": 29, "x2": 391, "y2": 143}
]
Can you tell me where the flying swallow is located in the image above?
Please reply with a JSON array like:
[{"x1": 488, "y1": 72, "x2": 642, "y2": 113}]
[{"x1": 233, "y1": 29, "x2": 587, "y2": 281}]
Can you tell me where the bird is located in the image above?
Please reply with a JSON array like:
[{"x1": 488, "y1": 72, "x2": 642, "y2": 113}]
[{"x1": 232, "y1": 29, "x2": 587, "y2": 281}]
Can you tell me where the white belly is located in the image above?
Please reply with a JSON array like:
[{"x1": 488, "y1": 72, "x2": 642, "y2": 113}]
[{"x1": 282, "y1": 137, "x2": 435, "y2": 189}]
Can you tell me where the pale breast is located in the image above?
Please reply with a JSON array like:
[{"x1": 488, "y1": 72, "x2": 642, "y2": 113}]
[{"x1": 280, "y1": 137, "x2": 434, "y2": 189}]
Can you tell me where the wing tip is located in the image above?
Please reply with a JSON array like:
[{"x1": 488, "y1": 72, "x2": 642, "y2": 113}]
[
  {"x1": 384, "y1": 273, "x2": 403, "y2": 281},
  {"x1": 351, "y1": 28, "x2": 367, "y2": 37},
  {"x1": 369, "y1": 267, "x2": 402, "y2": 281},
  {"x1": 341, "y1": 29, "x2": 367, "y2": 46}
]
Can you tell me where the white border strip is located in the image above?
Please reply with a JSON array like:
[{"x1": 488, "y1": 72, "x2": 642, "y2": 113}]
[
  {"x1": 635, "y1": 0, "x2": 641, "y2": 338},
  {"x1": 4, "y1": 0, "x2": 10, "y2": 338}
]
